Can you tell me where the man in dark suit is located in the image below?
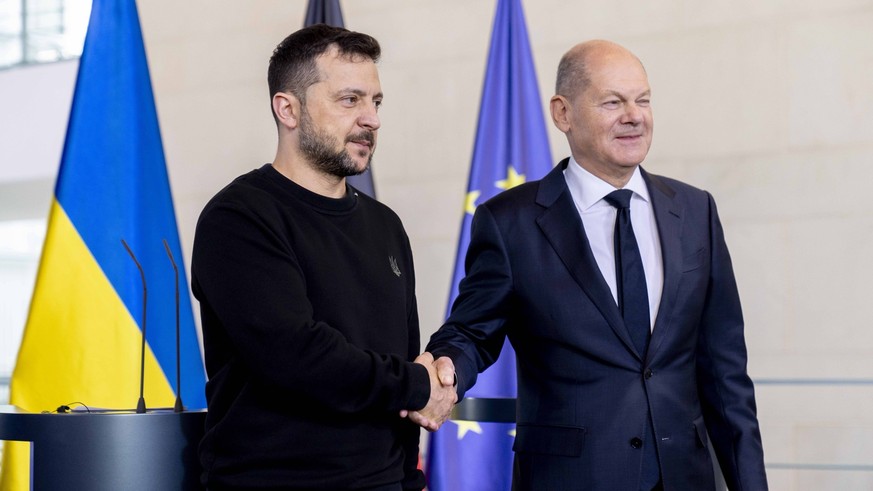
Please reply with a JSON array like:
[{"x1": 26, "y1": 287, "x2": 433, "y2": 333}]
[{"x1": 422, "y1": 40, "x2": 768, "y2": 490}]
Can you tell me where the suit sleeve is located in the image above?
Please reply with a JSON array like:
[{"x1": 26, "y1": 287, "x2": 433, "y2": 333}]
[
  {"x1": 695, "y1": 193, "x2": 768, "y2": 490},
  {"x1": 427, "y1": 204, "x2": 515, "y2": 399},
  {"x1": 192, "y1": 200, "x2": 430, "y2": 415}
]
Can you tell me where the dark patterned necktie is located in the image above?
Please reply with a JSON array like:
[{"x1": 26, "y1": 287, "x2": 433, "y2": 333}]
[{"x1": 604, "y1": 189, "x2": 651, "y2": 356}]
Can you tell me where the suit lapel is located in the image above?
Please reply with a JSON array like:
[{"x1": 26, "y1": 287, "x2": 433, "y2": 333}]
[
  {"x1": 642, "y1": 169, "x2": 683, "y2": 361},
  {"x1": 535, "y1": 160, "x2": 639, "y2": 356}
]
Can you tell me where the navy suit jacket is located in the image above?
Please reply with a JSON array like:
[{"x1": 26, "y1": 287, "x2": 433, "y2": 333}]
[{"x1": 427, "y1": 159, "x2": 767, "y2": 490}]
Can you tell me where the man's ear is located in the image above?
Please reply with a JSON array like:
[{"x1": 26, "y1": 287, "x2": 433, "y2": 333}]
[
  {"x1": 550, "y1": 95, "x2": 571, "y2": 133},
  {"x1": 272, "y1": 92, "x2": 302, "y2": 130}
]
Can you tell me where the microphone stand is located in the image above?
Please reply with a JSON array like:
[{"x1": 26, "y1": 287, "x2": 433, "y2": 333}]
[
  {"x1": 121, "y1": 239, "x2": 148, "y2": 414},
  {"x1": 163, "y1": 239, "x2": 184, "y2": 413}
]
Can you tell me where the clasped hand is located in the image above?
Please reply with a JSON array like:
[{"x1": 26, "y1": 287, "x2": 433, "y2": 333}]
[{"x1": 400, "y1": 352, "x2": 457, "y2": 431}]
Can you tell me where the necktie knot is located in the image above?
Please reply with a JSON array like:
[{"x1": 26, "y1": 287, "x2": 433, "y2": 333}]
[{"x1": 604, "y1": 189, "x2": 633, "y2": 210}]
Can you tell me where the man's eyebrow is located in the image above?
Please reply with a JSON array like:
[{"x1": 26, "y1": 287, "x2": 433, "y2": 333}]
[
  {"x1": 334, "y1": 88, "x2": 383, "y2": 99},
  {"x1": 601, "y1": 89, "x2": 651, "y2": 99}
]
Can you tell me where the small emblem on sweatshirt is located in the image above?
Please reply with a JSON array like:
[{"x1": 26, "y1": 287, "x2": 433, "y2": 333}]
[{"x1": 389, "y1": 256, "x2": 402, "y2": 277}]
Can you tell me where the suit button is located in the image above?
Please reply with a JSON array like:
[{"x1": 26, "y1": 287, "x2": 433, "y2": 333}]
[
  {"x1": 630, "y1": 437, "x2": 643, "y2": 449},
  {"x1": 644, "y1": 368, "x2": 653, "y2": 380}
]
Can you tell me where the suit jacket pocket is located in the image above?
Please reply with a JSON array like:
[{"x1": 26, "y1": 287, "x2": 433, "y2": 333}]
[
  {"x1": 513, "y1": 423, "x2": 586, "y2": 457},
  {"x1": 682, "y1": 247, "x2": 706, "y2": 273}
]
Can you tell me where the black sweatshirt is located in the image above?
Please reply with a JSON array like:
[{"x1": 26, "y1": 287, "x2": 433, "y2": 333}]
[{"x1": 192, "y1": 164, "x2": 430, "y2": 490}]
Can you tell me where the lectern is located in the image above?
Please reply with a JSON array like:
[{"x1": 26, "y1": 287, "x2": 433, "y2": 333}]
[{"x1": 0, "y1": 405, "x2": 205, "y2": 490}]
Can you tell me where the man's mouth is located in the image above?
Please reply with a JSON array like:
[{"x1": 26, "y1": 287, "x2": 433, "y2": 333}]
[{"x1": 348, "y1": 132, "x2": 374, "y2": 148}]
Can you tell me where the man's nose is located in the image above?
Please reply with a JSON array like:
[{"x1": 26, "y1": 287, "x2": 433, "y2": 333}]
[
  {"x1": 359, "y1": 103, "x2": 381, "y2": 130},
  {"x1": 622, "y1": 102, "x2": 644, "y2": 124}
]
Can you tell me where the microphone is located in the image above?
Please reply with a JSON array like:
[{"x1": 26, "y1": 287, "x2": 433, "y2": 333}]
[
  {"x1": 163, "y1": 239, "x2": 184, "y2": 413},
  {"x1": 121, "y1": 238, "x2": 148, "y2": 414}
]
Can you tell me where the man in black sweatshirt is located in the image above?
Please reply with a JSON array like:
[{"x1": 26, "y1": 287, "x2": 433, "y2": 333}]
[{"x1": 192, "y1": 25, "x2": 455, "y2": 491}]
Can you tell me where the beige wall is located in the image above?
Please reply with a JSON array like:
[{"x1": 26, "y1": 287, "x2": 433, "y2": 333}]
[{"x1": 2, "y1": 0, "x2": 872, "y2": 488}]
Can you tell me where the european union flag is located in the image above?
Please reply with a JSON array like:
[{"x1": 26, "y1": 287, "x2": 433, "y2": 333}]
[
  {"x1": 426, "y1": 0, "x2": 553, "y2": 489},
  {"x1": 303, "y1": 0, "x2": 377, "y2": 199}
]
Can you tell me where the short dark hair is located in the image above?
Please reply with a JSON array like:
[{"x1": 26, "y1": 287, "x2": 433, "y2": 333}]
[{"x1": 268, "y1": 24, "x2": 381, "y2": 107}]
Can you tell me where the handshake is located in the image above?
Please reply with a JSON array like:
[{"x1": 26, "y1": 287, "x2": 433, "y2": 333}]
[{"x1": 400, "y1": 352, "x2": 458, "y2": 431}]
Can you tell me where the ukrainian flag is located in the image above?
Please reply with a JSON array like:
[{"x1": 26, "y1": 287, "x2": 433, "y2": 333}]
[{"x1": 0, "y1": 0, "x2": 206, "y2": 488}]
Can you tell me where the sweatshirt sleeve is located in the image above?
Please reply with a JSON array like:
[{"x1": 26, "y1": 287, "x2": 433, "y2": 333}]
[
  {"x1": 192, "y1": 198, "x2": 430, "y2": 415},
  {"x1": 401, "y1": 247, "x2": 426, "y2": 491}
]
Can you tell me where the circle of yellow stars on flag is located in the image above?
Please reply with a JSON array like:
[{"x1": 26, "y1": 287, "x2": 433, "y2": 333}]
[
  {"x1": 465, "y1": 165, "x2": 526, "y2": 215},
  {"x1": 455, "y1": 166, "x2": 524, "y2": 441}
]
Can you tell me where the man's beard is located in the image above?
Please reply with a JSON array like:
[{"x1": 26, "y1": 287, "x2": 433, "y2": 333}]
[{"x1": 299, "y1": 109, "x2": 374, "y2": 178}]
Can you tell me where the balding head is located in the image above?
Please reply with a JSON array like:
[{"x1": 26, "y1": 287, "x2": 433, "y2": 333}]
[{"x1": 555, "y1": 40, "x2": 645, "y2": 100}]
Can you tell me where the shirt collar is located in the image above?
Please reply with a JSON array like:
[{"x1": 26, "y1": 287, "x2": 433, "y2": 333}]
[{"x1": 564, "y1": 156, "x2": 650, "y2": 211}]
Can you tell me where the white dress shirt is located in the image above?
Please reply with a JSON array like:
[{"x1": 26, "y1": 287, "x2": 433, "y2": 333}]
[{"x1": 563, "y1": 158, "x2": 663, "y2": 331}]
